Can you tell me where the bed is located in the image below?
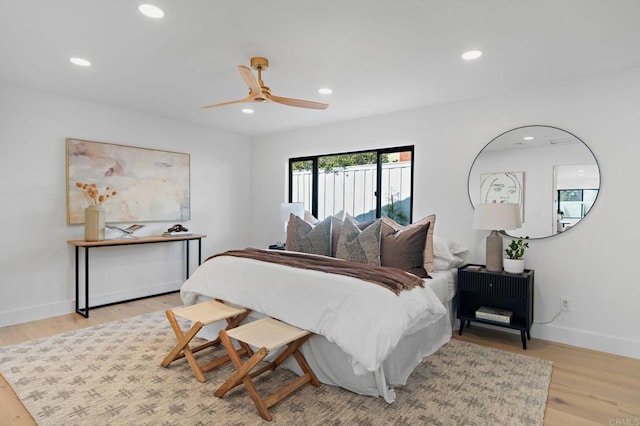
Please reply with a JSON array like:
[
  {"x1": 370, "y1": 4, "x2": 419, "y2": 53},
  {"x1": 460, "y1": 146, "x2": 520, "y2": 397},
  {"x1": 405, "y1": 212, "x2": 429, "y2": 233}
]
[{"x1": 180, "y1": 249, "x2": 458, "y2": 403}]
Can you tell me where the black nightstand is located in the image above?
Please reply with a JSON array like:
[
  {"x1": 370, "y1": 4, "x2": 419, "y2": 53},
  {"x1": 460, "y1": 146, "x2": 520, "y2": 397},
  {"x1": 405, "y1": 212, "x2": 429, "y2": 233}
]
[{"x1": 457, "y1": 264, "x2": 534, "y2": 349}]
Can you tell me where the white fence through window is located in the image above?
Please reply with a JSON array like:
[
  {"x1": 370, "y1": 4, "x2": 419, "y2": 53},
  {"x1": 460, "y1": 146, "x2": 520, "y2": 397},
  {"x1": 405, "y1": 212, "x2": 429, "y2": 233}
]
[{"x1": 292, "y1": 161, "x2": 412, "y2": 222}]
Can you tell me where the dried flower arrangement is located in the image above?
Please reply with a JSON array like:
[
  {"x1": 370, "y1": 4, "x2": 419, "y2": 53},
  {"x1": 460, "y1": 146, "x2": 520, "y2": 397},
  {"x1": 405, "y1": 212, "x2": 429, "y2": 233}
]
[{"x1": 76, "y1": 182, "x2": 117, "y2": 206}]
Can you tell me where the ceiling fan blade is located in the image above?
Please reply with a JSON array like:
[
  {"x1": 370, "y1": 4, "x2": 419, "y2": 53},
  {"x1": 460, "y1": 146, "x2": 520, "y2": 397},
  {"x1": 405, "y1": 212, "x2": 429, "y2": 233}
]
[
  {"x1": 265, "y1": 93, "x2": 329, "y2": 110},
  {"x1": 237, "y1": 65, "x2": 262, "y2": 95},
  {"x1": 201, "y1": 95, "x2": 254, "y2": 109}
]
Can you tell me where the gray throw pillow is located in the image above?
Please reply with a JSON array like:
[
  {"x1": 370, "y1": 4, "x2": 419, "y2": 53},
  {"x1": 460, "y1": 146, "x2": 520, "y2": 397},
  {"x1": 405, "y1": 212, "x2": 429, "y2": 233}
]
[
  {"x1": 286, "y1": 214, "x2": 332, "y2": 256},
  {"x1": 335, "y1": 217, "x2": 382, "y2": 265},
  {"x1": 330, "y1": 214, "x2": 374, "y2": 257}
]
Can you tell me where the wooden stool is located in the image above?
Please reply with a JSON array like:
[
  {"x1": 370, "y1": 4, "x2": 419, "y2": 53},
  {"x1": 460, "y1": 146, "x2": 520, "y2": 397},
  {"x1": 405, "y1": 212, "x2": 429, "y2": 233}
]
[
  {"x1": 161, "y1": 299, "x2": 251, "y2": 382},
  {"x1": 214, "y1": 317, "x2": 320, "y2": 421}
]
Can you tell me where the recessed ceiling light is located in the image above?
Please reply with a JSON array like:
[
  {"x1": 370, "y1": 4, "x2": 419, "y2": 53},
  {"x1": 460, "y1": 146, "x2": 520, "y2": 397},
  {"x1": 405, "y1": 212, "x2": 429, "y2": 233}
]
[
  {"x1": 462, "y1": 50, "x2": 483, "y2": 60},
  {"x1": 242, "y1": 108, "x2": 254, "y2": 114},
  {"x1": 138, "y1": 4, "x2": 165, "y2": 18},
  {"x1": 523, "y1": 136, "x2": 534, "y2": 140},
  {"x1": 70, "y1": 57, "x2": 91, "y2": 67},
  {"x1": 318, "y1": 88, "x2": 333, "y2": 95}
]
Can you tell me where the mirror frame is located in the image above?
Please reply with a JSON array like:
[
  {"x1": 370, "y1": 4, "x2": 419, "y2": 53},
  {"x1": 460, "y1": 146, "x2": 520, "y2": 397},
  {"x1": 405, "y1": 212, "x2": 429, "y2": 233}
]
[{"x1": 468, "y1": 125, "x2": 601, "y2": 239}]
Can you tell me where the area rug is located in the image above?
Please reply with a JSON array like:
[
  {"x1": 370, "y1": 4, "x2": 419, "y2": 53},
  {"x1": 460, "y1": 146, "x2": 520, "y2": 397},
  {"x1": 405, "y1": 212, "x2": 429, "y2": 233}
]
[{"x1": 0, "y1": 311, "x2": 552, "y2": 425}]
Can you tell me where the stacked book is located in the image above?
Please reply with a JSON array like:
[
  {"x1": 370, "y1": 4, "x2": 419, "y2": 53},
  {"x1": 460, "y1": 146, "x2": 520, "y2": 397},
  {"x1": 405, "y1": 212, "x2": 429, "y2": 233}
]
[
  {"x1": 162, "y1": 232, "x2": 193, "y2": 237},
  {"x1": 475, "y1": 306, "x2": 512, "y2": 324}
]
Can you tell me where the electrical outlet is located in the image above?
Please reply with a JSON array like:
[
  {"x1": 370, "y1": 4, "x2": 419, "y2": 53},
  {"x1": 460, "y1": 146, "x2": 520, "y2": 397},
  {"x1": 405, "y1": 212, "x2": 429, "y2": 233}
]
[{"x1": 560, "y1": 296, "x2": 572, "y2": 312}]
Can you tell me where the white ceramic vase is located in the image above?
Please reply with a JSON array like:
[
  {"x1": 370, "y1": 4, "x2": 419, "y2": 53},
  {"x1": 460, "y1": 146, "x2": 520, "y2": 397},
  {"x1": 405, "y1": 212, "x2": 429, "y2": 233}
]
[
  {"x1": 503, "y1": 258, "x2": 525, "y2": 274},
  {"x1": 84, "y1": 206, "x2": 105, "y2": 241}
]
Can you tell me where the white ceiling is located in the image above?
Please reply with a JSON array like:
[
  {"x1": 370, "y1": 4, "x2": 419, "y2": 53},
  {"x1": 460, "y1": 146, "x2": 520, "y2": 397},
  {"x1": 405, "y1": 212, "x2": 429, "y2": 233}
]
[{"x1": 1, "y1": 1, "x2": 640, "y2": 136}]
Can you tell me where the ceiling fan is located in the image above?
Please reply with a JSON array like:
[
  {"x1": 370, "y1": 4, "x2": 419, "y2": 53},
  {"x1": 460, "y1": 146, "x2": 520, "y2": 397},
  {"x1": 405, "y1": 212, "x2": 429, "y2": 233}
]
[{"x1": 202, "y1": 57, "x2": 329, "y2": 110}]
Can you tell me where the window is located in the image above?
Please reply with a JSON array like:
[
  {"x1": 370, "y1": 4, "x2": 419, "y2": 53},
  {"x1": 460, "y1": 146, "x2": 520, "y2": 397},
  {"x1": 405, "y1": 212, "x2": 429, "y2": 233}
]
[
  {"x1": 289, "y1": 146, "x2": 414, "y2": 224},
  {"x1": 558, "y1": 189, "x2": 598, "y2": 219}
]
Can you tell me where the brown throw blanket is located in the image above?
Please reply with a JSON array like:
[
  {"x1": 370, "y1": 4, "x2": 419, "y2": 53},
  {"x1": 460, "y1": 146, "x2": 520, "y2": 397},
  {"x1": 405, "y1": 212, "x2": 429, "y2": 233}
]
[{"x1": 207, "y1": 248, "x2": 427, "y2": 295}]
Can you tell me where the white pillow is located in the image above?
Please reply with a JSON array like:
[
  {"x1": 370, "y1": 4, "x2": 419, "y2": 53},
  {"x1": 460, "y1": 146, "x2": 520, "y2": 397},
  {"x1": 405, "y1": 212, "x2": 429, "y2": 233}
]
[{"x1": 433, "y1": 236, "x2": 468, "y2": 270}]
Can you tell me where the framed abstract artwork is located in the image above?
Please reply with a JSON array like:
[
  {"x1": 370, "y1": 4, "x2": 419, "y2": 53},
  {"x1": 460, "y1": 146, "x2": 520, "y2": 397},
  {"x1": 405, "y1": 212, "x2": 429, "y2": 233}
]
[
  {"x1": 66, "y1": 138, "x2": 190, "y2": 224},
  {"x1": 479, "y1": 171, "x2": 525, "y2": 221}
]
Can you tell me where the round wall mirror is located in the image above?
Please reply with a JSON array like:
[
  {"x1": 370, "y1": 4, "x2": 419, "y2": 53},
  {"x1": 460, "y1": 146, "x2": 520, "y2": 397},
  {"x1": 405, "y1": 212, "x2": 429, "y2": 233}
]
[{"x1": 468, "y1": 125, "x2": 600, "y2": 239}]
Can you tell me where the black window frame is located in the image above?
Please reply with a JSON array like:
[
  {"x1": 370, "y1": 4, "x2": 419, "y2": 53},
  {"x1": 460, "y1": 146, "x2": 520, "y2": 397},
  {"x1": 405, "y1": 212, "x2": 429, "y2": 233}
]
[
  {"x1": 288, "y1": 145, "x2": 414, "y2": 223},
  {"x1": 557, "y1": 188, "x2": 599, "y2": 219}
]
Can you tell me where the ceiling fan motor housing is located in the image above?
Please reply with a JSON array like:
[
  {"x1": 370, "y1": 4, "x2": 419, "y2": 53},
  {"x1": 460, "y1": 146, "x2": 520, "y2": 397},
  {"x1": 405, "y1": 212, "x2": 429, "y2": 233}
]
[{"x1": 250, "y1": 56, "x2": 269, "y2": 70}]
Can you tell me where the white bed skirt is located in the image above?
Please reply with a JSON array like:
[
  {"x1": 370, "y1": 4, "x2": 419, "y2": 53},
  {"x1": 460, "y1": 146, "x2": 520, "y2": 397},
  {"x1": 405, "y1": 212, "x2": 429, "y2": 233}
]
[
  {"x1": 290, "y1": 307, "x2": 452, "y2": 402},
  {"x1": 181, "y1": 255, "x2": 455, "y2": 403},
  {"x1": 193, "y1": 296, "x2": 452, "y2": 403}
]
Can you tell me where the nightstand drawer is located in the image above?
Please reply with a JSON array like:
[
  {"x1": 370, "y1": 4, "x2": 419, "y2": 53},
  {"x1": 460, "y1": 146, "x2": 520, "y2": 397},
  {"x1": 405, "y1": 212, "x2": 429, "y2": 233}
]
[{"x1": 458, "y1": 271, "x2": 529, "y2": 299}]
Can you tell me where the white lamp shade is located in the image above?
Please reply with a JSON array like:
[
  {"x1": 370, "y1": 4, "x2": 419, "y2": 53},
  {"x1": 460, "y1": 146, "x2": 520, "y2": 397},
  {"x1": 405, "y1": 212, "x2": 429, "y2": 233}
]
[
  {"x1": 473, "y1": 203, "x2": 521, "y2": 231},
  {"x1": 280, "y1": 202, "x2": 305, "y2": 222}
]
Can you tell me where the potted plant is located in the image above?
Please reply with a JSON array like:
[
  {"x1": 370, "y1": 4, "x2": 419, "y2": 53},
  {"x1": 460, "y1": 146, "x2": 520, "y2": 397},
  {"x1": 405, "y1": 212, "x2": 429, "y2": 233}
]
[{"x1": 504, "y1": 237, "x2": 529, "y2": 274}]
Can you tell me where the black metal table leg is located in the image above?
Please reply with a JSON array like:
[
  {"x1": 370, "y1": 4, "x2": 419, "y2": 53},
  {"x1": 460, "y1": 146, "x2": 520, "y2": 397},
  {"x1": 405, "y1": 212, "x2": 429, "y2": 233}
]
[
  {"x1": 85, "y1": 247, "x2": 89, "y2": 317},
  {"x1": 520, "y1": 331, "x2": 527, "y2": 349},
  {"x1": 74, "y1": 246, "x2": 80, "y2": 316},
  {"x1": 184, "y1": 237, "x2": 203, "y2": 280},
  {"x1": 185, "y1": 240, "x2": 190, "y2": 280},
  {"x1": 75, "y1": 247, "x2": 89, "y2": 318}
]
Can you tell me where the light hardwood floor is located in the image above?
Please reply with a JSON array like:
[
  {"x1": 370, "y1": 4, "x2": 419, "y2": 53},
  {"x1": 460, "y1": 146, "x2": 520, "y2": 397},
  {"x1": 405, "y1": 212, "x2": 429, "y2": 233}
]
[{"x1": 0, "y1": 293, "x2": 638, "y2": 425}]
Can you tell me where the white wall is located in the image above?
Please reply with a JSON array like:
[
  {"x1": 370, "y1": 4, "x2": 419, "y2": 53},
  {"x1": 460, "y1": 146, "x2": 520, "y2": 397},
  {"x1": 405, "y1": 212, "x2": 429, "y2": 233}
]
[
  {"x1": 249, "y1": 67, "x2": 640, "y2": 359},
  {"x1": 0, "y1": 82, "x2": 252, "y2": 326}
]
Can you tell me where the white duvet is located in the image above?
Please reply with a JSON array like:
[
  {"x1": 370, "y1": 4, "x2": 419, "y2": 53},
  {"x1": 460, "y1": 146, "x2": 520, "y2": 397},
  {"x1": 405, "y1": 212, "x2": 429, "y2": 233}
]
[{"x1": 181, "y1": 253, "x2": 447, "y2": 376}]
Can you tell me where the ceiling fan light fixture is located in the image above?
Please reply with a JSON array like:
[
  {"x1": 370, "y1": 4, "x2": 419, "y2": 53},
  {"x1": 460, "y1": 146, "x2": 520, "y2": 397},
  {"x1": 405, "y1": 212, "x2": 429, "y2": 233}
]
[
  {"x1": 462, "y1": 50, "x2": 483, "y2": 60},
  {"x1": 70, "y1": 57, "x2": 91, "y2": 67},
  {"x1": 138, "y1": 4, "x2": 165, "y2": 19},
  {"x1": 318, "y1": 88, "x2": 333, "y2": 95}
]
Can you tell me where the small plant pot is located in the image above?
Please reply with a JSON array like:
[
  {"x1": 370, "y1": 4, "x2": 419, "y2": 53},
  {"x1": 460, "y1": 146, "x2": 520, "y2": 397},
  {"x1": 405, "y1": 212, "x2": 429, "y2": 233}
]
[{"x1": 503, "y1": 258, "x2": 525, "y2": 274}]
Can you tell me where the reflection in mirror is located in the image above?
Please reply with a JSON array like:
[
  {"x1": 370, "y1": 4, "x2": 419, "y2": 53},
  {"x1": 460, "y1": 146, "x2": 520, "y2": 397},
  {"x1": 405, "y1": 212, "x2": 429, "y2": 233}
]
[{"x1": 468, "y1": 125, "x2": 600, "y2": 239}]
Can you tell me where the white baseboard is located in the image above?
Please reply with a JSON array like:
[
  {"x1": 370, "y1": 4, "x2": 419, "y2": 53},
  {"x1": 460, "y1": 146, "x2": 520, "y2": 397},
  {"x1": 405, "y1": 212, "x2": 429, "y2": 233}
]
[
  {"x1": 0, "y1": 300, "x2": 75, "y2": 328},
  {"x1": 85, "y1": 281, "x2": 182, "y2": 308},
  {"x1": 534, "y1": 323, "x2": 640, "y2": 360},
  {"x1": 0, "y1": 281, "x2": 182, "y2": 328},
  {"x1": 455, "y1": 320, "x2": 640, "y2": 360}
]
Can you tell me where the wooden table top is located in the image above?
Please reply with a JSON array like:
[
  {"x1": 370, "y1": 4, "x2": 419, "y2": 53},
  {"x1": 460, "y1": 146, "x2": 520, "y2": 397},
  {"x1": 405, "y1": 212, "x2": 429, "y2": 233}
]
[{"x1": 67, "y1": 234, "x2": 207, "y2": 247}]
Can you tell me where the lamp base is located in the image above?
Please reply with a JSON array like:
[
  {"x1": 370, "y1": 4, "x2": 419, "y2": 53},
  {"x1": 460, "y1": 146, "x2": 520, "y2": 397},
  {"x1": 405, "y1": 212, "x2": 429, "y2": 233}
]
[{"x1": 486, "y1": 230, "x2": 503, "y2": 272}]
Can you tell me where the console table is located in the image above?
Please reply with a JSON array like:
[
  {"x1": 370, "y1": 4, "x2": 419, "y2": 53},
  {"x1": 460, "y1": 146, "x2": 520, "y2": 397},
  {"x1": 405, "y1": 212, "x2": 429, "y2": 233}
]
[{"x1": 68, "y1": 234, "x2": 206, "y2": 318}]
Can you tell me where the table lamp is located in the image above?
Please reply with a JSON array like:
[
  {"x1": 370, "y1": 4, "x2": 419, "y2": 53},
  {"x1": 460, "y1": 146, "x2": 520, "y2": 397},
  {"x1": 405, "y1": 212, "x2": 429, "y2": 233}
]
[
  {"x1": 473, "y1": 202, "x2": 522, "y2": 272},
  {"x1": 280, "y1": 202, "x2": 305, "y2": 233}
]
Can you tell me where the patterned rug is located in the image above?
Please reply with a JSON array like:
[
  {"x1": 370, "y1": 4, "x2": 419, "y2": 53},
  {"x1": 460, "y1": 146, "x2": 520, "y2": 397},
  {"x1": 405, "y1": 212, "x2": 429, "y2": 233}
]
[{"x1": 0, "y1": 311, "x2": 552, "y2": 425}]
